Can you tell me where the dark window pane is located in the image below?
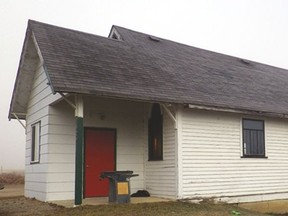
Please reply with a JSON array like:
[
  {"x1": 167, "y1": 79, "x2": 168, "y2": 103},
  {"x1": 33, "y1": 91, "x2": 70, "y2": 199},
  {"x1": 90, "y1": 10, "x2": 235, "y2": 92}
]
[
  {"x1": 257, "y1": 131, "x2": 264, "y2": 155},
  {"x1": 243, "y1": 129, "x2": 250, "y2": 155},
  {"x1": 148, "y1": 103, "x2": 163, "y2": 161},
  {"x1": 31, "y1": 126, "x2": 36, "y2": 161},
  {"x1": 243, "y1": 119, "x2": 265, "y2": 157},
  {"x1": 31, "y1": 122, "x2": 40, "y2": 163},
  {"x1": 251, "y1": 130, "x2": 258, "y2": 155},
  {"x1": 243, "y1": 119, "x2": 263, "y2": 130}
]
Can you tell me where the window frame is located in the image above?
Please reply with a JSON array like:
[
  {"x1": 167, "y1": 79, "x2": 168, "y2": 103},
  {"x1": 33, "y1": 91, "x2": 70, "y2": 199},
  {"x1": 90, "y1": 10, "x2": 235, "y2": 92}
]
[
  {"x1": 31, "y1": 121, "x2": 41, "y2": 164},
  {"x1": 242, "y1": 118, "x2": 266, "y2": 158},
  {"x1": 148, "y1": 103, "x2": 163, "y2": 161}
]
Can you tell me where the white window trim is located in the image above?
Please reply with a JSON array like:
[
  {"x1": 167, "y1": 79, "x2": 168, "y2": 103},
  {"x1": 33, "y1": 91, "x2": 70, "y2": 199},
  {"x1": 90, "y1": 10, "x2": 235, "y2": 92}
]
[
  {"x1": 240, "y1": 117, "x2": 267, "y2": 159},
  {"x1": 31, "y1": 121, "x2": 41, "y2": 163}
]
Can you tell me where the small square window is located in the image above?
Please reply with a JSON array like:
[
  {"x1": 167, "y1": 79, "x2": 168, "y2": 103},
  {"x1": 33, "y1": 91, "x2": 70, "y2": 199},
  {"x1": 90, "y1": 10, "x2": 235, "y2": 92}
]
[
  {"x1": 242, "y1": 119, "x2": 265, "y2": 158},
  {"x1": 31, "y1": 122, "x2": 41, "y2": 163}
]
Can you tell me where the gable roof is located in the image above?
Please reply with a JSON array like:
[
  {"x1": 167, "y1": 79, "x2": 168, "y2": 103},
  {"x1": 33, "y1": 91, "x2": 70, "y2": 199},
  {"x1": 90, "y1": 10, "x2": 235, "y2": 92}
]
[{"x1": 9, "y1": 20, "x2": 288, "y2": 119}]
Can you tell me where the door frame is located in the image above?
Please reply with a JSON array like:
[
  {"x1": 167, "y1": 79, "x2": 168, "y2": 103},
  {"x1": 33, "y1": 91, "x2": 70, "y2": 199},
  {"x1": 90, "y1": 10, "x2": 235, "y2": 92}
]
[{"x1": 83, "y1": 127, "x2": 117, "y2": 198}]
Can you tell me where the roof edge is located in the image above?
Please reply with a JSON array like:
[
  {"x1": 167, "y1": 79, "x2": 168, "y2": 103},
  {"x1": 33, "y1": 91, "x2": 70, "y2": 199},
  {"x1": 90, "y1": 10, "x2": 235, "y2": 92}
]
[
  {"x1": 53, "y1": 87, "x2": 288, "y2": 120},
  {"x1": 8, "y1": 20, "x2": 54, "y2": 120},
  {"x1": 187, "y1": 104, "x2": 288, "y2": 119},
  {"x1": 8, "y1": 22, "x2": 32, "y2": 120}
]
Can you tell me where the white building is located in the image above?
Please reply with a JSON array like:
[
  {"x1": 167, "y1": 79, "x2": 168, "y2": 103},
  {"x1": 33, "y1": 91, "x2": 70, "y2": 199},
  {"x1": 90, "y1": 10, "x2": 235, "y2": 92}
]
[{"x1": 9, "y1": 20, "x2": 288, "y2": 205}]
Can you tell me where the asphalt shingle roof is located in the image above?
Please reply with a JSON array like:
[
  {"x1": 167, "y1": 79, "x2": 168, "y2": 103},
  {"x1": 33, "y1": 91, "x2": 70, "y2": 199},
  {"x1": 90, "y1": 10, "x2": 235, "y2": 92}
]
[{"x1": 28, "y1": 20, "x2": 288, "y2": 116}]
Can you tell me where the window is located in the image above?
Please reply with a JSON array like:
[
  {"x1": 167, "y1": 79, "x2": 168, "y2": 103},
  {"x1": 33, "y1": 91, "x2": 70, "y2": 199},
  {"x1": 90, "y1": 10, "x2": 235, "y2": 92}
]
[
  {"x1": 148, "y1": 103, "x2": 163, "y2": 161},
  {"x1": 31, "y1": 122, "x2": 41, "y2": 163},
  {"x1": 242, "y1": 119, "x2": 265, "y2": 157}
]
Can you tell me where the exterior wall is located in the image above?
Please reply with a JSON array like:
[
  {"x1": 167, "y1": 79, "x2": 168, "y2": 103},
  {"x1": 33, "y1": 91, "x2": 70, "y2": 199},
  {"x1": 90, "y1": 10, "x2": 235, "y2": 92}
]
[
  {"x1": 45, "y1": 102, "x2": 75, "y2": 201},
  {"x1": 180, "y1": 108, "x2": 288, "y2": 203},
  {"x1": 84, "y1": 97, "x2": 148, "y2": 194},
  {"x1": 26, "y1": 80, "x2": 178, "y2": 201},
  {"x1": 84, "y1": 98, "x2": 178, "y2": 198},
  {"x1": 24, "y1": 69, "x2": 288, "y2": 204},
  {"x1": 25, "y1": 63, "x2": 62, "y2": 201},
  {"x1": 145, "y1": 107, "x2": 178, "y2": 199}
]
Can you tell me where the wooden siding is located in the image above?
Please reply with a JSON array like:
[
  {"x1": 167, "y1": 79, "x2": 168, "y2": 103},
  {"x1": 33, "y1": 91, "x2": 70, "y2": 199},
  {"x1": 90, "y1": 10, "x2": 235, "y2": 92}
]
[
  {"x1": 43, "y1": 102, "x2": 75, "y2": 201},
  {"x1": 84, "y1": 97, "x2": 147, "y2": 193},
  {"x1": 25, "y1": 63, "x2": 62, "y2": 201},
  {"x1": 145, "y1": 108, "x2": 177, "y2": 199},
  {"x1": 181, "y1": 108, "x2": 288, "y2": 203}
]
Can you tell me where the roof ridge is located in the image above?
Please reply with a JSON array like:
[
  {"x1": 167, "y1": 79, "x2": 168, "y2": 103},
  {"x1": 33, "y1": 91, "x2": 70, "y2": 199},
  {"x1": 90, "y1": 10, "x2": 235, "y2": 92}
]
[{"x1": 28, "y1": 20, "x2": 124, "y2": 44}]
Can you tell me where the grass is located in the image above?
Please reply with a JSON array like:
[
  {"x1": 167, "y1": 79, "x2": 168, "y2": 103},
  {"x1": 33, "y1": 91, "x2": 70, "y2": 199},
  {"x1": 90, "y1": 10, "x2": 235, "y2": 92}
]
[{"x1": 0, "y1": 172, "x2": 24, "y2": 184}]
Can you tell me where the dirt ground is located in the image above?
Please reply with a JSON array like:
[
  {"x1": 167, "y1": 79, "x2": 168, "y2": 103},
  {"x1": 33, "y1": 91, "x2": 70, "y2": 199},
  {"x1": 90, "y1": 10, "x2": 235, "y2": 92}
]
[
  {"x1": 0, "y1": 196, "x2": 274, "y2": 216},
  {"x1": 0, "y1": 184, "x2": 281, "y2": 216},
  {"x1": 0, "y1": 197, "x2": 62, "y2": 216},
  {"x1": 0, "y1": 184, "x2": 62, "y2": 216},
  {"x1": 0, "y1": 184, "x2": 24, "y2": 199}
]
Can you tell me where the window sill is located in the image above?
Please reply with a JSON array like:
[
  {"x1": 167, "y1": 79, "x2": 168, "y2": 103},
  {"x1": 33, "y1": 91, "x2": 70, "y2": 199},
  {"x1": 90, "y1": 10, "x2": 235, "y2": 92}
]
[
  {"x1": 241, "y1": 156, "x2": 268, "y2": 159},
  {"x1": 30, "y1": 160, "x2": 40, "y2": 164},
  {"x1": 148, "y1": 159, "x2": 163, "y2": 161}
]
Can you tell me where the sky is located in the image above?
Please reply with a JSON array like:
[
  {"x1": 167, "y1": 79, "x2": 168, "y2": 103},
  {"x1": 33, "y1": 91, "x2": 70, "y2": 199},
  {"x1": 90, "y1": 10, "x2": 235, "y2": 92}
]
[{"x1": 1, "y1": 0, "x2": 288, "y2": 171}]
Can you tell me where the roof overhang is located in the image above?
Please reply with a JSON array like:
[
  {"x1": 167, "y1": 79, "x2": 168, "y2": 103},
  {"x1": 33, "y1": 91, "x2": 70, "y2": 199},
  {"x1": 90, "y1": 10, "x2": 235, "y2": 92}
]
[
  {"x1": 8, "y1": 26, "x2": 43, "y2": 120},
  {"x1": 187, "y1": 104, "x2": 288, "y2": 119}
]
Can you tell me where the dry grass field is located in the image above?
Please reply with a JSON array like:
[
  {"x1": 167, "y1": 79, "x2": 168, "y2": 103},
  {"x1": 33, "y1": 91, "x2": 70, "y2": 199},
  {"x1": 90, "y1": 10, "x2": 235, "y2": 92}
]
[{"x1": 0, "y1": 171, "x2": 24, "y2": 185}]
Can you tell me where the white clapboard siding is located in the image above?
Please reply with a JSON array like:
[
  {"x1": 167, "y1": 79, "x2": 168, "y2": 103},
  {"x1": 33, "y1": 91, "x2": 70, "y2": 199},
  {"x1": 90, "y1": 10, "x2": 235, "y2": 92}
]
[
  {"x1": 84, "y1": 97, "x2": 147, "y2": 193},
  {"x1": 25, "y1": 183, "x2": 47, "y2": 201},
  {"x1": 180, "y1": 108, "x2": 288, "y2": 203},
  {"x1": 145, "y1": 110, "x2": 177, "y2": 199},
  {"x1": 43, "y1": 101, "x2": 75, "y2": 201},
  {"x1": 25, "y1": 64, "x2": 51, "y2": 199},
  {"x1": 45, "y1": 192, "x2": 74, "y2": 201},
  {"x1": 25, "y1": 63, "x2": 62, "y2": 201}
]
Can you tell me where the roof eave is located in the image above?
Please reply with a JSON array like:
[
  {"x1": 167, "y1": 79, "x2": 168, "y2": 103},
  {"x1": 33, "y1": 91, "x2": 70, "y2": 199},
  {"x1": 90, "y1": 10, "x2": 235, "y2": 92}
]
[
  {"x1": 52, "y1": 87, "x2": 288, "y2": 119},
  {"x1": 187, "y1": 103, "x2": 288, "y2": 119},
  {"x1": 8, "y1": 21, "x2": 55, "y2": 121},
  {"x1": 8, "y1": 25, "x2": 32, "y2": 121}
]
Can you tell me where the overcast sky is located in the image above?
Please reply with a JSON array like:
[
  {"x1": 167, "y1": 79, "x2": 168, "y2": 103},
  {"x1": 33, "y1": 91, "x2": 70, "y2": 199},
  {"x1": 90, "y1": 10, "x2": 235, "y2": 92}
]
[{"x1": 1, "y1": 0, "x2": 288, "y2": 171}]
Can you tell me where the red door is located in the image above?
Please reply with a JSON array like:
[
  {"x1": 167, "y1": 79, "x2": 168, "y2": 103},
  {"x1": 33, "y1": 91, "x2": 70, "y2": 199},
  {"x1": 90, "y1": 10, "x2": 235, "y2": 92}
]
[{"x1": 84, "y1": 128, "x2": 116, "y2": 197}]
